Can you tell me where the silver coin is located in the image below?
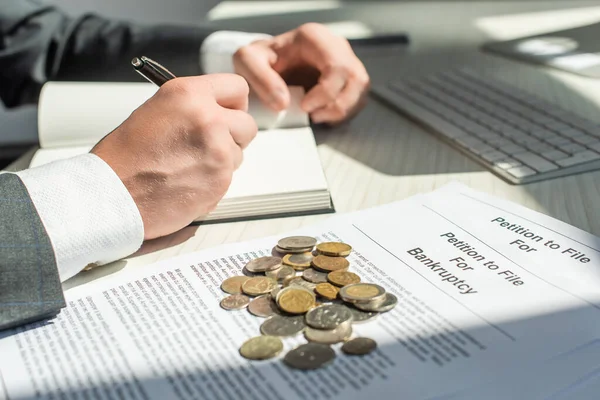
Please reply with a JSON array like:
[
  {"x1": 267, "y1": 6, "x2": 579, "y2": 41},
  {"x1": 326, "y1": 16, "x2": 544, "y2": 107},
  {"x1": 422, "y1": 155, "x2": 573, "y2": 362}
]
[
  {"x1": 260, "y1": 315, "x2": 306, "y2": 337},
  {"x1": 304, "y1": 321, "x2": 352, "y2": 344},
  {"x1": 302, "y1": 268, "x2": 328, "y2": 284},
  {"x1": 354, "y1": 293, "x2": 398, "y2": 312},
  {"x1": 341, "y1": 337, "x2": 377, "y2": 355},
  {"x1": 248, "y1": 295, "x2": 280, "y2": 318},
  {"x1": 242, "y1": 267, "x2": 262, "y2": 277},
  {"x1": 343, "y1": 305, "x2": 378, "y2": 324},
  {"x1": 283, "y1": 343, "x2": 336, "y2": 370},
  {"x1": 220, "y1": 294, "x2": 250, "y2": 310},
  {"x1": 275, "y1": 245, "x2": 314, "y2": 254},
  {"x1": 278, "y1": 236, "x2": 317, "y2": 250},
  {"x1": 305, "y1": 304, "x2": 353, "y2": 330},
  {"x1": 287, "y1": 277, "x2": 317, "y2": 291},
  {"x1": 245, "y1": 256, "x2": 283, "y2": 273},
  {"x1": 339, "y1": 283, "x2": 387, "y2": 304},
  {"x1": 265, "y1": 265, "x2": 296, "y2": 281}
]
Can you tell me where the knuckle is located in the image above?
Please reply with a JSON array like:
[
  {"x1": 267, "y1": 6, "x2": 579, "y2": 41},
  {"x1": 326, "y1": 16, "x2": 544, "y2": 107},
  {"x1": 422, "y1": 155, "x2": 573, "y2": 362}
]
[
  {"x1": 298, "y1": 22, "x2": 324, "y2": 38},
  {"x1": 209, "y1": 141, "x2": 233, "y2": 166},
  {"x1": 355, "y1": 71, "x2": 371, "y2": 88}
]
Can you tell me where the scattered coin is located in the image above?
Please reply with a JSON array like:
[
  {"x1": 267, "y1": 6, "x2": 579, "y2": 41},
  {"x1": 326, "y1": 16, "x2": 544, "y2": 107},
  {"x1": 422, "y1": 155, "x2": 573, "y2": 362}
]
[
  {"x1": 275, "y1": 245, "x2": 314, "y2": 254},
  {"x1": 265, "y1": 265, "x2": 295, "y2": 281},
  {"x1": 245, "y1": 256, "x2": 283, "y2": 273},
  {"x1": 315, "y1": 283, "x2": 340, "y2": 300},
  {"x1": 302, "y1": 268, "x2": 328, "y2": 284},
  {"x1": 284, "y1": 343, "x2": 336, "y2": 370},
  {"x1": 260, "y1": 315, "x2": 306, "y2": 337},
  {"x1": 282, "y1": 252, "x2": 313, "y2": 269},
  {"x1": 220, "y1": 294, "x2": 250, "y2": 310},
  {"x1": 305, "y1": 304, "x2": 353, "y2": 330},
  {"x1": 286, "y1": 276, "x2": 317, "y2": 291},
  {"x1": 316, "y1": 242, "x2": 352, "y2": 257},
  {"x1": 341, "y1": 337, "x2": 377, "y2": 356},
  {"x1": 304, "y1": 321, "x2": 352, "y2": 344},
  {"x1": 339, "y1": 283, "x2": 386, "y2": 303},
  {"x1": 354, "y1": 293, "x2": 398, "y2": 312},
  {"x1": 239, "y1": 336, "x2": 284, "y2": 360},
  {"x1": 278, "y1": 236, "x2": 317, "y2": 250},
  {"x1": 312, "y1": 255, "x2": 350, "y2": 273},
  {"x1": 343, "y1": 305, "x2": 378, "y2": 324},
  {"x1": 221, "y1": 276, "x2": 251, "y2": 294},
  {"x1": 277, "y1": 287, "x2": 316, "y2": 314},
  {"x1": 242, "y1": 277, "x2": 278, "y2": 296},
  {"x1": 327, "y1": 270, "x2": 361, "y2": 287},
  {"x1": 248, "y1": 295, "x2": 280, "y2": 318}
]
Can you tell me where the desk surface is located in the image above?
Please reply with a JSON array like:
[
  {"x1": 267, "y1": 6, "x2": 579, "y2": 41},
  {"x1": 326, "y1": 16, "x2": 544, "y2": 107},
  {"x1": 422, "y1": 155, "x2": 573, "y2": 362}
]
[{"x1": 7, "y1": 1, "x2": 600, "y2": 290}]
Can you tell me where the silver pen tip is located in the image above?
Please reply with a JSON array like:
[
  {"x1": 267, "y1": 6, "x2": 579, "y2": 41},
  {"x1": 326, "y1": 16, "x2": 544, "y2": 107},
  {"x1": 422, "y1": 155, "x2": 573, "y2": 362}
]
[{"x1": 131, "y1": 57, "x2": 143, "y2": 68}]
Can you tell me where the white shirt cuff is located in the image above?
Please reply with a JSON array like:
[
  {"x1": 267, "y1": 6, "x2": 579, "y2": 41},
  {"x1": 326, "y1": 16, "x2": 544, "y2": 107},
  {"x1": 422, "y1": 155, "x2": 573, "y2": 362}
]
[
  {"x1": 200, "y1": 30, "x2": 273, "y2": 74},
  {"x1": 16, "y1": 154, "x2": 144, "y2": 282}
]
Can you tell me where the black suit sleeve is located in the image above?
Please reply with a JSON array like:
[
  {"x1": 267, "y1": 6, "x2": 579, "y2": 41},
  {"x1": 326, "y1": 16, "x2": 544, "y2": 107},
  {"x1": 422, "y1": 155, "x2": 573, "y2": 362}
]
[
  {"x1": 0, "y1": 173, "x2": 65, "y2": 332},
  {"x1": 0, "y1": 0, "x2": 216, "y2": 107}
]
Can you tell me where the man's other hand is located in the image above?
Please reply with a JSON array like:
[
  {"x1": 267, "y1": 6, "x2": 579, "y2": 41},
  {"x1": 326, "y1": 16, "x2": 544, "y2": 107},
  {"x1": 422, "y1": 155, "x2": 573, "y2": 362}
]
[
  {"x1": 91, "y1": 74, "x2": 258, "y2": 240},
  {"x1": 233, "y1": 23, "x2": 370, "y2": 124}
]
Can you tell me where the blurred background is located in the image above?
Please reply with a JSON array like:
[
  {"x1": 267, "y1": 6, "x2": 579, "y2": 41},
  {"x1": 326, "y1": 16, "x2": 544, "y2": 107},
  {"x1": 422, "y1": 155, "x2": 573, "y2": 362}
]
[{"x1": 2, "y1": 0, "x2": 599, "y2": 168}]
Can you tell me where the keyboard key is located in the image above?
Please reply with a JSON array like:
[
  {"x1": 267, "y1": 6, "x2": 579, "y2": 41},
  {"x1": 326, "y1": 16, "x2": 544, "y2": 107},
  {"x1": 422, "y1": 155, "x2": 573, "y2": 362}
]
[
  {"x1": 512, "y1": 152, "x2": 558, "y2": 172},
  {"x1": 587, "y1": 142, "x2": 600, "y2": 153},
  {"x1": 481, "y1": 151, "x2": 507, "y2": 162},
  {"x1": 494, "y1": 158, "x2": 522, "y2": 170},
  {"x1": 498, "y1": 143, "x2": 527, "y2": 154},
  {"x1": 545, "y1": 136, "x2": 572, "y2": 146},
  {"x1": 541, "y1": 150, "x2": 569, "y2": 161},
  {"x1": 506, "y1": 166, "x2": 537, "y2": 178},
  {"x1": 571, "y1": 134, "x2": 598, "y2": 146},
  {"x1": 555, "y1": 151, "x2": 600, "y2": 167},
  {"x1": 562, "y1": 142, "x2": 586, "y2": 154}
]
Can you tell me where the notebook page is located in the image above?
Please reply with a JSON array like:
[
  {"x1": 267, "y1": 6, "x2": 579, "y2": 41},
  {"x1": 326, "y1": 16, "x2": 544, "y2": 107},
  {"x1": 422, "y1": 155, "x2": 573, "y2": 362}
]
[{"x1": 37, "y1": 82, "x2": 307, "y2": 149}]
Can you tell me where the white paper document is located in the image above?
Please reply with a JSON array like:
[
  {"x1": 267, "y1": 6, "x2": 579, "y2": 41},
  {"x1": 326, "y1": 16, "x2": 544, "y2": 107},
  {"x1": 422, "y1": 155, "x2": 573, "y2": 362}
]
[{"x1": 2, "y1": 184, "x2": 600, "y2": 399}]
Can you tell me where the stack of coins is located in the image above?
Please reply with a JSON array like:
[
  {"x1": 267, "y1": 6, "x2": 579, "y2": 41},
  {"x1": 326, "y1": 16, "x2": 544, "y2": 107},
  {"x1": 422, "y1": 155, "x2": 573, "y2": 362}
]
[{"x1": 218, "y1": 236, "x2": 397, "y2": 369}]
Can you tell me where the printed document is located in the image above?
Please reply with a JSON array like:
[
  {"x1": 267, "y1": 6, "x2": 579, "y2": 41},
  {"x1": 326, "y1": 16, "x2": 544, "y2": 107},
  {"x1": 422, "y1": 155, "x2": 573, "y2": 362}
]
[{"x1": 2, "y1": 184, "x2": 600, "y2": 399}]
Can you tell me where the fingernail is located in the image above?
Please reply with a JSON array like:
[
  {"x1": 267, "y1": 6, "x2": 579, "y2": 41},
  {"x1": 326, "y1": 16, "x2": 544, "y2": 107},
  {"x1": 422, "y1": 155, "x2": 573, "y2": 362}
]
[
  {"x1": 303, "y1": 101, "x2": 318, "y2": 113},
  {"x1": 270, "y1": 89, "x2": 288, "y2": 110}
]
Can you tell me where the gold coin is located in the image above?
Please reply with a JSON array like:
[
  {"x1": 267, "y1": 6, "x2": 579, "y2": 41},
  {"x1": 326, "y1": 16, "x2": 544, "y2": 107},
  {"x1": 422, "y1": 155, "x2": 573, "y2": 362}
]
[
  {"x1": 311, "y1": 255, "x2": 349, "y2": 273},
  {"x1": 344, "y1": 283, "x2": 385, "y2": 301},
  {"x1": 316, "y1": 242, "x2": 352, "y2": 257},
  {"x1": 339, "y1": 283, "x2": 386, "y2": 303},
  {"x1": 239, "y1": 336, "x2": 284, "y2": 360},
  {"x1": 327, "y1": 270, "x2": 361, "y2": 287},
  {"x1": 315, "y1": 283, "x2": 340, "y2": 300},
  {"x1": 242, "y1": 277, "x2": 278, "y2": 296},
  {"x1": 221, "y1": 276, "x2": 251, "y2": 294},
  {"x1": 277, "y1": 287, "x2": 316, "y2": 314},
  {"x1": 282, "y1": 252, "x2": 313, "y2": 270}
]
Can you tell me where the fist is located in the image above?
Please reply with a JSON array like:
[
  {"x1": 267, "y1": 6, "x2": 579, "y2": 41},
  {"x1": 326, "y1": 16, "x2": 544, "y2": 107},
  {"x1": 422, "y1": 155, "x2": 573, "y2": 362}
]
[
  {"x1": 92, "y1": 74, "x2": 257, "y2": 239},
  {"x1": 234, "y1": 23, "x2": 370, "y2": 124}
]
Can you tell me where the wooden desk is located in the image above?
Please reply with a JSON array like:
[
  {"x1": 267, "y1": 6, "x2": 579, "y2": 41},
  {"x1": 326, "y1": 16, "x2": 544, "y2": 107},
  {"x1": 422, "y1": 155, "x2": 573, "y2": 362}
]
[{"x1": 6, "y1": 1, "x2": 600, "y2": 290}]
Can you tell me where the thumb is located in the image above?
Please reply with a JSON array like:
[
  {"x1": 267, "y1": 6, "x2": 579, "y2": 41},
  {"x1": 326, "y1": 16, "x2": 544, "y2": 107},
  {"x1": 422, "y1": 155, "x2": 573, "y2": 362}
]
[{"x1": 234, "y1": 46, "x2": 290, "y2": 111}]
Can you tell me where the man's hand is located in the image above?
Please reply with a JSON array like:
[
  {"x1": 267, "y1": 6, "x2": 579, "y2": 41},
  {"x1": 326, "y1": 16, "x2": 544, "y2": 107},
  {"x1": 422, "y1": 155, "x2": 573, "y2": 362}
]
[
  {"x1": 233, "y1": 23, "x2": 370, "y2": 124},
  {"x1": 91, "y1": 74, "x2": 257, "y2": 240}
]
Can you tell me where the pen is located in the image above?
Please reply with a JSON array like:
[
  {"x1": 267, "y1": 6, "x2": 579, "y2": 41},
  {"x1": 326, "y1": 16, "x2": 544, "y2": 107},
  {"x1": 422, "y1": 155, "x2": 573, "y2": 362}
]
[{"x1": 131, "y1": 56, "x2": 176, "y2": 86}]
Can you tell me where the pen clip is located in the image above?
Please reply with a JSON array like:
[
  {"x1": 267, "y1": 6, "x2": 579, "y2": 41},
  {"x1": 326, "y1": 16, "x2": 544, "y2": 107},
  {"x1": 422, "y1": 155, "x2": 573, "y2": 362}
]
[{"x1": 140, "y1": 56, "x2": 176, "y2": 81}]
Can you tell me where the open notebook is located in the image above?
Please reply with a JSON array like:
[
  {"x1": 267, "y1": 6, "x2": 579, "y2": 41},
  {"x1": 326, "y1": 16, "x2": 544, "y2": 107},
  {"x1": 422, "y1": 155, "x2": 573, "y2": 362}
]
[{"x1": 32, "y1": 82, "x2": 332, "y2": 222}]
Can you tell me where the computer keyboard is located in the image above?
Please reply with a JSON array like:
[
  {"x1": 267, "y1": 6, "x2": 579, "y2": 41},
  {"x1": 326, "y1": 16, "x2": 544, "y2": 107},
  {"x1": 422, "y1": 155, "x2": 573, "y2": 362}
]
[{"x1": 373, "y1": 69, "x2": 600, "y2": 184}]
